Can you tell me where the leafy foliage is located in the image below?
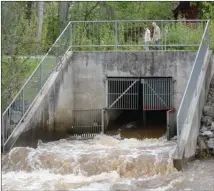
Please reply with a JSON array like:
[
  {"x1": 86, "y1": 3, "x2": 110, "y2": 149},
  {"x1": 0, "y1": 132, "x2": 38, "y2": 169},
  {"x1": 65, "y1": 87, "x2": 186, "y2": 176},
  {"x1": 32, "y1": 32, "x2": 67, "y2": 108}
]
[{"x1": 1, "y1": 1, "x2": 214, "y2": 111}]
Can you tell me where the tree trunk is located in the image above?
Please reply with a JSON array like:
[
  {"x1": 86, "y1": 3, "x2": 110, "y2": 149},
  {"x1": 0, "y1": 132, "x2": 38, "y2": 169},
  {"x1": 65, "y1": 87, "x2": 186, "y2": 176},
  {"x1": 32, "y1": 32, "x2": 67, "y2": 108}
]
[
  {"x1": 59, "y1": 1, "x2": 69, "y2": 32},
  {"x1": 25, "y1": 1, "x2": 33, "y2": 22},
  {"x1": 37, "y1": 1, "x2": 44, "y2": 41}
]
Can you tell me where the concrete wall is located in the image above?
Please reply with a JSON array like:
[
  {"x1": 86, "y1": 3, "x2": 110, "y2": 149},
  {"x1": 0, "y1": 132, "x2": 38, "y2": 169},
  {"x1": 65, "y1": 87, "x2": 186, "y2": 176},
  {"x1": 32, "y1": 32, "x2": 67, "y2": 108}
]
[
  {"x1": 5, "y1": 51, "x2": 198, "y2": 150},
  {"x1": 71, "y1": 51, "x2": 197, "y2": 111},
  {"x1": 5, "y1": 51, "x2": 74, "y2": 151},
  {"x1": 173, "y1": 51, "x2": 214, "y2": 170}
]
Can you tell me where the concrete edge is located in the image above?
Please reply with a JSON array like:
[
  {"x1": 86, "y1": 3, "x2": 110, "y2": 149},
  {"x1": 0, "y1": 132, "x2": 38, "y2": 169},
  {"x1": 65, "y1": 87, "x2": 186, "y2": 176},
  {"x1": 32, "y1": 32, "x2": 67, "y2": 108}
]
[
  {"x1": 173, "y1": 50, "x2": 213, "y2": 170},
  {"x1": 4, "y1": 51, "x2": 73, "y2": 151}
]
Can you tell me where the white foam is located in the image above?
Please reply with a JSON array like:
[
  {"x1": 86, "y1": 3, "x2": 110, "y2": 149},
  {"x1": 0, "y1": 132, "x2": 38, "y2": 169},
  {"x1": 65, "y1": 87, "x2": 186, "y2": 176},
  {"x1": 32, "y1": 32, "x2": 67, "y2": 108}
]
[{"x1": 2, "y1": 135, "x2": 178, "y2": 190}]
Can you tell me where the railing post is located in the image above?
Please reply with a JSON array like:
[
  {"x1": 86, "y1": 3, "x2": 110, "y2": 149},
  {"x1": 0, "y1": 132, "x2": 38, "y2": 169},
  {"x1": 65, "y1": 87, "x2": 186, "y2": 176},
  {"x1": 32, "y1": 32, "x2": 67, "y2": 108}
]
[
  {"x1": 114, "y1": 21, "x2": 118, "y2": 50},
  {"x1": 106, "y1": 78, "x2": 108, "y2": 108},
  {"x1": 161, "y1": 21, "x2": 163, "y2": 51},
  {"x1": 22, "y1": 89, "x2": 25, "y2": 116},
  {"x1": 207, "y1": 21, "x2": 209, "y2": 47},
  {"x1": 165, "y1": 25, "x2": 168, "y2": 51},
  {"x1": 40, "y1": 64, "x2": 42, "y2": 94},
  {"x1": 70, "y1": 23, "x2": 72, "y2": 51},
  {"x1": 2, "y1": 114, "x2": 5, "y2": 153}
]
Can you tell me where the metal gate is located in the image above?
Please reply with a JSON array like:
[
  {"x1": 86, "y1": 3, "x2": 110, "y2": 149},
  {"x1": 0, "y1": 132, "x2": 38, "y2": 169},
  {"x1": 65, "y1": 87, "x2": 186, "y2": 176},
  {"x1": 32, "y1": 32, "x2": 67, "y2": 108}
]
[
  {"x1": 141, "y1": 78, "x2": 173, "y2": 110},
  {"x1": 70, "y1": 109, "x2": 104, "y2": 137},
  {"x1": 106, "y1": 78, "x2": 140, "y2": 110}
]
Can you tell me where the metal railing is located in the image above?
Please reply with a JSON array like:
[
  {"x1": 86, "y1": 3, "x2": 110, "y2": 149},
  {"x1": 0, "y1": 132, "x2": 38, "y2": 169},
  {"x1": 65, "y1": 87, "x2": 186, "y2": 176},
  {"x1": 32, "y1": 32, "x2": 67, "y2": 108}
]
[
  {"x1": 1, "y1": 20, "x2": 209, "y2": 150},
  {"x1": 1, "y1": 22, "x2": 72, "y2": 150},
  {"x1": 70, "y1": 109, "x2": 103, "y2": 137},
  {"x1": 176, "y1": 20, "x2": 210, "y2": 136},
  {"x1": 69, "y1": 20, "x2": 207, "y2": 51}
]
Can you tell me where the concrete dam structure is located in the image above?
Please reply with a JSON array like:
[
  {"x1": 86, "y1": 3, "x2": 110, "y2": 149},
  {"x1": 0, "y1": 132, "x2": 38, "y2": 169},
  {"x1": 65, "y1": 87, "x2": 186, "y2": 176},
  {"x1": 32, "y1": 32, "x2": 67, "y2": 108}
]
[{"x1": 1, "y1": 20, "x2": 213, "y2": 168}]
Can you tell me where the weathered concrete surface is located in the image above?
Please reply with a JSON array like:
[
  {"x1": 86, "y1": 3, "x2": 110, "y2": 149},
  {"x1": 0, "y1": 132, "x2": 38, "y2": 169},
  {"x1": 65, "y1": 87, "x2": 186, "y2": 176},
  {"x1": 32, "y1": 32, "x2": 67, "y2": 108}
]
[
  {"x1": 4, "y1": 51, "x2": 199, "y2": 150},
  {"x1": 71, "y1": 51, "x2": 197, "y2": 112},
  {"x1": 4, "y1": 51, "x2": 74, "y2": 151},
  {"x1": 173, "y1": 51, "x2": 214, "y2": 170}
]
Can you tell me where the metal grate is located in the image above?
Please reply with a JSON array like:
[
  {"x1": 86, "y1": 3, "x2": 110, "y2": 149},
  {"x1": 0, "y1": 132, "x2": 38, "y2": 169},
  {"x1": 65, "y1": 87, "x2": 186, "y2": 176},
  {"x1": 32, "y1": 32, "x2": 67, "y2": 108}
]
[
  {"x1": 107, "y1": 78, "x2": 139, "y2": 110},
  {"x1": 142, "y1": 78, "x2": 173, "y2": 110},
  {"x1": 70, "y1": 109, "x2": 103, "y2": 137}
]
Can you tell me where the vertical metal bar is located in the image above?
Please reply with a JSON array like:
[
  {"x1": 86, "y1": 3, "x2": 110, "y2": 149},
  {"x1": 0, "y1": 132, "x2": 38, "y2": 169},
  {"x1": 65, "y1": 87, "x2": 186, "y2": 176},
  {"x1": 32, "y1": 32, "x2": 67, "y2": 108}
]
[
  {"x1": 165, "y1": 79, "x2": 166, "y2": 109},
  {"x1": 156, "y1": 79, "x2": 158, "y2": 110},
  {"x1": 170, "y1": 79, "x2": 172, "y2": 108},
  {"x1": 166, "y1": 78, "x2": 168, "y2": 108},
  {"x1": 165, "y1": 21, "x2": 167, "y2": 51},
  {"x1": 165, "y1": 79, "x2": 167, "y2": 108},
  {"x1": 122, "y1": 79, "x2": 124, "y2": 109},
  {"x1": 150, "y1": 79, "x2": 151, "y2": 110},
  {"x1": 120, "y1": 79, "x2": 121, "y2": 109},
  {"x1": 155, "y1": 79, "x2": 156, "y2": 110},
  {"x1": 168, "y1": 78, "x2": 169, "y2": 108},
  {"x1": 40, "y1": 64, "x2": 42, "y2": 93},
  {"x1": 117, "y1": 80, "x2": 118, "y2": 109},
  {"x1": 131, "y1": 80, "x2": 132, "y2": 109},
  {"x1": 145, "y1": 79, "x2": 147, "y2": 110},
  {"x1": 132, "y1": 79, "x2": 133, "y2": 109},
  {"x1": 153, "y1": 79, "x2": 154, "y2": 110},
  {"x1": 167, "y1": 78, "x2": 168, "y2": 109},
  {"x1": 70, "y1": 23, "x2": 72, "y2": 51},
  {"x1": 150, "y1": 79, "x2": 152, "y2": 110},
  {"x1": 162, "y1": 79, "x2": 164, "y2": 109},
  {"x1": 2, "y1": 114, "x2": 5, "y2": 152},
  {"x1": 166, "y1": 78, "x2": 168, "y2": 109},
  {"x1": 162, "y1": 79, "x2": 163, "y2": 109},
  {"x1": 160, "y1": 79, "x2": 161, "y2": 109},
  {"x1": 106, "y1": 79, "x2": 108, "y2": 108},
  {"x1": 154, "y1": 79, "x2": 156, "y2": 110},
  {"x1": 101, "y1": 109, "x2": 103, "y2": 133},
  {"x1": 149, "y1": 78, "x2": 151, "y2": 109},
  {"x1": 114, "y1": 21, "x2": 118, "y2": 50},
  {"x1": 129, "y1": 78, "x2": 130, "y2": 109},
  {"x1": 142, "y1": 79, "x2": 144, "y2": 110},
  {"x1": 7, "y1": 108, "x2": 11, "y2": 140},
  {"x1": 133, "y1": 79, "x2": 135, "y2": 109},
  {"x1": 120, "y1": 79, "x2": 123, "y2": 109},
  {"x1": 22, "y1": 89, "x2": 25, "y2": 116},
  {"x1": 161, "y1": 21, "x2": 163, "y2": 51},
  {"x1": 144, "y1": 79, "x2": 146, "y2": 111},
  {"x1": 128, "y1": 80, "x2": 129, "y2": 109}
]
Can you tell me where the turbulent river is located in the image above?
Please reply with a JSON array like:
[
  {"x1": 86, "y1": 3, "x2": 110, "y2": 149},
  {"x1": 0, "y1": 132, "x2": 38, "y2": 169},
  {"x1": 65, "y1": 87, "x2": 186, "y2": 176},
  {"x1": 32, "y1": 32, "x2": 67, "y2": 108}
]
[{"x1": 2, "y1": 134, "x2": 214, "y2": 191}]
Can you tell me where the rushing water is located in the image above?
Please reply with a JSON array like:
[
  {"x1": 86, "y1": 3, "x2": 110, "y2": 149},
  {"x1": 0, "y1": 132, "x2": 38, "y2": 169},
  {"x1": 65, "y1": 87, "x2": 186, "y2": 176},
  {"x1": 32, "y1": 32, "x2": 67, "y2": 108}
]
[{"x1": 2, "y1": 134, "x2": 214, "y2": 191}]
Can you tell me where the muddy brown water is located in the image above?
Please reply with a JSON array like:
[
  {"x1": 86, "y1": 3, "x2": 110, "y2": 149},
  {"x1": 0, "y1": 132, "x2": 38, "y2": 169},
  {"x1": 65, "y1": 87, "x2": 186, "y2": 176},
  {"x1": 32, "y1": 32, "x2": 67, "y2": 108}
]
[
  {"x1": 106, "y1": 110, "x2": 167, "y2": 139},
  {"x1": 2, "y1": 111, "x2": 214, "y2": 190}
]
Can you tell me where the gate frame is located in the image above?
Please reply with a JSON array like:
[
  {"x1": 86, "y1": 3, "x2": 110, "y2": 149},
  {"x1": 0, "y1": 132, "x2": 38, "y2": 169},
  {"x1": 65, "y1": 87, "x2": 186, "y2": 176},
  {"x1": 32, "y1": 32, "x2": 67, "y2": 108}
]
[{"x1": 106, "y1": 77, "x2": 140, "y2": 110}]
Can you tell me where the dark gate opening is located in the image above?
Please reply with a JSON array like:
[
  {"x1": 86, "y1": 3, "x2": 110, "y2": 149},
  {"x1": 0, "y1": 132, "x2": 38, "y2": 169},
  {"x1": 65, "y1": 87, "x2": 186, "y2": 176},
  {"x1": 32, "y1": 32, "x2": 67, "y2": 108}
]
[
  {"x1": 106, "y1": 110, "x2": 167, "y2": 139},
  {"x1": 105, "y1": 77, "x2": 175, "y2": 139}
]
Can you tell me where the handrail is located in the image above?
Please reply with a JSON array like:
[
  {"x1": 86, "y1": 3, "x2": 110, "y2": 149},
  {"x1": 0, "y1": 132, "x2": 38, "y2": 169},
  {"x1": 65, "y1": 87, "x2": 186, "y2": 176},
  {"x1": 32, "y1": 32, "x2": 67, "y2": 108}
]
[
  {"x1": 1, "y1": 21, "x2": 72, "y2": 151},
  {"x1": 70, "y1": 19, "x2": 208, "y2": 23},
  {"x1": 176, "y1": 20, "x2": 209, "y2": 138},
  {"x1": 1, "y1": 19, "x2": 209, "y2": 151},
  {"x1": 2, "y1": 21, "x2": 71, "y2": 115},
  {"x1": 69, "y1": 20, "x2": 206, "y2": 52}
]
